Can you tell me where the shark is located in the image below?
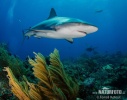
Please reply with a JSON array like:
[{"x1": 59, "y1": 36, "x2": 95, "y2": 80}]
[{"x1": 24, "y1": 8, "x2": 98, "y2": 43}]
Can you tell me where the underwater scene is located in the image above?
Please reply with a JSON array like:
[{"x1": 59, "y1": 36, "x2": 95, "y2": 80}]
[{"x1": 0, "y1": 0, "x2": 127, "y2": 100}]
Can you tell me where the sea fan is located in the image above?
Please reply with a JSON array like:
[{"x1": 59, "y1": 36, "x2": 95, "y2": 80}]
[
  {"x1": 4, "y1": 67, "x2": 30, "y2": 100},
  {"x1": 4, "y1": 49, "x2": 79, "y2": 100}
]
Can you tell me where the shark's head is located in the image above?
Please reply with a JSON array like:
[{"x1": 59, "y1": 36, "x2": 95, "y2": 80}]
[
  {"x1": 76, "y1": 23, "x2": 98, "y2": 34},
  {"x1": 54, "y1": 20, "x2": 98, "y2": 38}
]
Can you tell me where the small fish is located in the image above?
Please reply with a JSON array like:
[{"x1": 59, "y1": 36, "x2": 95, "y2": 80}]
[
  {"x1": 24, "y1": 8, "x2": 98, "y2": 43},
  {"x1": 86, "y1": 46, "x2": 96, "y2": 52},
  {"x1": 96, "y1": 9, "x2": 103, "y2": 13},
  {"x1": 18, "y1": 19, "x2": 21, "y2": 22}
]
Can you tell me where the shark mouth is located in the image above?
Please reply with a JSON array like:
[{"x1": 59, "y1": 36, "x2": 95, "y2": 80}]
[{"x1": 78, "y1": 31, "x2": 87, "y2": 34}]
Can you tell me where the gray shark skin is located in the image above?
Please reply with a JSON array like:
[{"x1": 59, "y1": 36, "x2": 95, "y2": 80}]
[{"x1": 24, "y1": 8, "x2": 98, "y2": 43}]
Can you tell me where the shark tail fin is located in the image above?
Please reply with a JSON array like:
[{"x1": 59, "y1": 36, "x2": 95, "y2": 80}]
[
  {"x1": 47, "y1": 8, "x2": 57, "y2": 19},
  {"x1": 21, "y1": 30, "x2": 27, "y2": 45}
]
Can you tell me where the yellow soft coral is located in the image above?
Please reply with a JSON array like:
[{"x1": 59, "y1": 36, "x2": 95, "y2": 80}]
[
  {"x1": 4, "y1": 67, "x2": 30, "y2": 100},
  {"x1": 28, "y1": 51, "x2": 66, "y2": 100},
  {"x1": 5, "y1": 49, "x2": 79, "y2": 100},
  {"x1": 48, "y1": 49, "x2": 79, "y2": 99}
]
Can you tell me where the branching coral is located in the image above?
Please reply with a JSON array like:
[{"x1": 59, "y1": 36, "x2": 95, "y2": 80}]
[{"x1": 4, "y1": 49, "x2": 79, "y2": 100}]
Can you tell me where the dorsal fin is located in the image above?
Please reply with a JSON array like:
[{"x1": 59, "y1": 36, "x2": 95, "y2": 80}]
[{"x1": 47, "y1": 8, "x2": 57, "y2": 19}]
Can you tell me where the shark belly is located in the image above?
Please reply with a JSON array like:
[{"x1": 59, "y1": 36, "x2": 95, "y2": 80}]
[
  {"x1": 33, "y1": 30, "x2": 64, "y2": 39},
  {"x1": 56, "y1": 27, "x2": 87, "y2": 38},
  {"x1": 32, "y1": 27, "x2": 86, "y2": 39}
]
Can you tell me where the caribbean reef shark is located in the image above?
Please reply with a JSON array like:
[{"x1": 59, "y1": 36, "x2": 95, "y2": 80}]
[{"x1": 24, "y1": 8, "x2": 98, "y2": 43}]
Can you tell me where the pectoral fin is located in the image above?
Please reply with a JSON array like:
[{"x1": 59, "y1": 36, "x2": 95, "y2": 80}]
[{"x1": 65, "y1": 38, "x2": 73, "y2": 43}]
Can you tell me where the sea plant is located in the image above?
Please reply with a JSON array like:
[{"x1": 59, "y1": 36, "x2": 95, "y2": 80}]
[
  {"x1": 0, "y1": 43, "x2": 27, "y2": 78},
  {"x1": 4, "y1": 49, "x2": 79, "y2": 100}
]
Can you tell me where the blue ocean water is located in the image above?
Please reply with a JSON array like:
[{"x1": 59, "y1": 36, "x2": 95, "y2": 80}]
[{"x1": 0, "y1": 0, "x2": 127, "y2": 59}]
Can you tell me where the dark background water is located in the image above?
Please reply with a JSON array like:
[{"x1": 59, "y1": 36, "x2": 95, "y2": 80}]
[{"x1": 0, "y1": 0, "x2": 127, "y2": 59}]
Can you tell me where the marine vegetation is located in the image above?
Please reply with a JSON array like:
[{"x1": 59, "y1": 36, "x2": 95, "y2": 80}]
[
  {"x1": 0, "y1": 43, "x2": 33, "y2": 99},
  {"x1": 0, "y1": 43, "x2": 26, "y2": 99},
  {"x1": 4, "y1": 49, "x2": 79, "y2": 100},
  {"x1": 1, "y1": 42, "x2": 127, "y2": 100},
  {"x1": 0, "y1": 43, "x2": 29, "y2": 79}
]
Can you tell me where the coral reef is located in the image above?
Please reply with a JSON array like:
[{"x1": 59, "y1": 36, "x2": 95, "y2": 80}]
[
  {"x1": 0, "y1": 43, "x2": 33, "y2": 99},
  {"x1": 4, "y1": 49, "x2": 79, "y2": 100},
  {"x1": 1, "y1": 42, "x2": 127, "y2": 100},
  {"x1": 63, "y1": 51, "x2": 127, "y2": 99},
  {"x1": 0, "y1": 43, "x2": 28, "y2": 79}
]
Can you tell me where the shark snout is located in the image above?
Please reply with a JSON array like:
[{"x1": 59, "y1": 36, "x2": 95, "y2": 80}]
[
  {"x1": 77, "y1": 25, "x2": 98, "y2": 35},
  {"x1": 86, "y1": 25, "x2": 98, "y2": 34}
]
